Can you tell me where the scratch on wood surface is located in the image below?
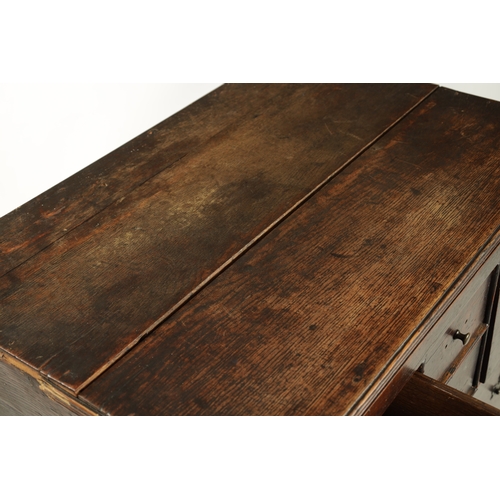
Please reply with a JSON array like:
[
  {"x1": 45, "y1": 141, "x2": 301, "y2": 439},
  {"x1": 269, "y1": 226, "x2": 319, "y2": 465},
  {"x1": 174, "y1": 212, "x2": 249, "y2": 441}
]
[
  {"x1": 341, "y1": 130, "x2": 363, "y2": 141},
  {"x1": 1, "y1": 231, "x2": 49, "y2": 255},
  {"x1": 330, "y1": 252, "x2": 355, "y2": 259},
  {"x1": 41, "y1": 206, "x2": 66, "y2": 219}
]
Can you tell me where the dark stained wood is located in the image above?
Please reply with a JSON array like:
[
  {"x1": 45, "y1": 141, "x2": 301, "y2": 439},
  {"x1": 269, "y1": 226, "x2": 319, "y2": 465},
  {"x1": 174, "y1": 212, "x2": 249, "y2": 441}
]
[
  {"x1": 0, "y1": 84, "x2": 436, "y2": 394},
  {"x1": 0, "y1": 84, "x2": 286, "y2": 277},
  {"x1": 384, "y1": 371, "x2": 500, "y2": 416},
  {"x1": 363, "y1": 366, "x2": 415, "y2": 416},
  {"x1": 79, "y1": 87, "x2": 500, "y2": 415}
]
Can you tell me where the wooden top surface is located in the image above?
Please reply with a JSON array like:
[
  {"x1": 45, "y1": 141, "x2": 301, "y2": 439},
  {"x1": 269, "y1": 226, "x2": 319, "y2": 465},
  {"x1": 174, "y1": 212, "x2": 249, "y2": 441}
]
[
  {"x1": 78, "y1": 87, "x2": 500, "y2": 415},
  {"x1": 0, "y1": 83, "x2": 434, "y2": 396},
  {"x1": 3, "y1": 83, "x2": 500, "y2": 415}
]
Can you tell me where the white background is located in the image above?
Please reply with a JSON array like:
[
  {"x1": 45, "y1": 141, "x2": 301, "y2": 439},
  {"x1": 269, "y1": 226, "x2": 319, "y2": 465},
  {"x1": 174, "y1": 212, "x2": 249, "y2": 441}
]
[{"x1": 1, "y1": 83, "x2": 499, "y2": 218}]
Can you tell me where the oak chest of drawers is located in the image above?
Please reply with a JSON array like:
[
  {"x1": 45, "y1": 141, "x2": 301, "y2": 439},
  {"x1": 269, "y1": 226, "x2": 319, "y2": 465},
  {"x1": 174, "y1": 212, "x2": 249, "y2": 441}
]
[{"x1": 1, "y1": 83, "x2": 500, "y2": 415}]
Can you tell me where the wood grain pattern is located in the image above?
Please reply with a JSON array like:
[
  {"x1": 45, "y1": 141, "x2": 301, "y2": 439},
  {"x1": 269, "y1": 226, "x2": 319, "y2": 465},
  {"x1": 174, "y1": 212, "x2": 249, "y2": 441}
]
[
  {"x1": 384, "y1": 371, "x2": 500, "y2": 416},
  {"x1": 0, "y1": 84, "x2": 282, "y2": 277},
  {"x1": 79, "y1": 88, "x2": 500, "y2": 415},
  {"x1": 0, "y1": 84, "x2": 435, "y2": 393}
]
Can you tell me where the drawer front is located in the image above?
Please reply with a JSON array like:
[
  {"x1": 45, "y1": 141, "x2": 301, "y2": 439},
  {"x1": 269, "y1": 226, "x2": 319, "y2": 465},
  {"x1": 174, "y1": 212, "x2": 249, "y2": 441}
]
[
  {"x1": 415, "y1": 271, "x2": 491, "y2": 381},
  {"x1": 448, "y1": 267, "x2": 500, "y2": 407},
  {"x1": 366, "y1": 246, "x2": 500, "y2": 415},
  {"x1": 404, "y1": 261, "x2": 500, "y2": 411}
]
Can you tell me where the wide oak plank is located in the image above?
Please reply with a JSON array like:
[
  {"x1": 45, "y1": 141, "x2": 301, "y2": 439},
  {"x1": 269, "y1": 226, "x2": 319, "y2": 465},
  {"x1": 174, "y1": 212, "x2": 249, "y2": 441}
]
[
  {"x1": 0, "y1": 84, "x2": 435, "y2": 392},
  {"x1": 80, "y1": 88, "x2": 500, "y2": 415},
  {"x1": 0, "y1": 84, "x2": 282, "y2": 277}
]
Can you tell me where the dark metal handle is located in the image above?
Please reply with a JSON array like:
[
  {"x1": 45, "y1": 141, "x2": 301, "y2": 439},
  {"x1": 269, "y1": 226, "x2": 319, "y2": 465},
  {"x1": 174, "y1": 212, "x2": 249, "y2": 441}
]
[{"x1": 453, "y1": 329, "x2": 470, "y2": 345}]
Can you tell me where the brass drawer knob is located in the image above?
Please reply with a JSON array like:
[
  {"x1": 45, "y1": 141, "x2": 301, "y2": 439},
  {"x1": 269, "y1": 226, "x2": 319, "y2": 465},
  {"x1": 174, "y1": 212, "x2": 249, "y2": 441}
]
[{"x1": 453, "y1": 330, "x2": 470, "y2": 345}]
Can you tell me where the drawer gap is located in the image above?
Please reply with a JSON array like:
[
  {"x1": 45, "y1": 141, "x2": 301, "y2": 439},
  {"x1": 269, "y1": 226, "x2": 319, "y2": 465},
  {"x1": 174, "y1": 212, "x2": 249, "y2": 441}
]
[
  {"x1": 479, "y1": 265, "x2": 500, "y2": 382},
  {"x1": 473, "y1": 265, "x2": 500, "y2": 386}
]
